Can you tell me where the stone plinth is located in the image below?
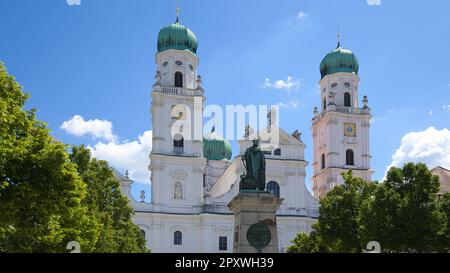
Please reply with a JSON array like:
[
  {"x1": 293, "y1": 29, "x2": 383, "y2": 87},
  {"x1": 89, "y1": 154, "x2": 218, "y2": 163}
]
[{"x1": 228, "y1": 191, "x2": 283, "y2": 253}]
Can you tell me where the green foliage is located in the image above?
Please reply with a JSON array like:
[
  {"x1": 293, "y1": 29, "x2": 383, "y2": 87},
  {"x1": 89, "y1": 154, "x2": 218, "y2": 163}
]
[
  {"x1": 70, "y1": 145, "x2": 148, "y2": 253},
  {"x1": 439, "y1": 193, "x2": 450, "y2": 249},
  {"x1": 289, "y1": 164, "x2": 450, "y2": 253},
  {"x1": 0, "y1": 63, "x2": 98, "y2": 252},
  {"x1": 360, "y1": 163, "x2": 446, "y2": 252},
  {"x1": 287, "y1": 224, "x2": 327, "y2": 253},
  {"x1": 317, "y1": 170, "x2": 376, "y2": 252},
  {"x1": 0, "y1": 63, "x2": 147, "y2": 253}
]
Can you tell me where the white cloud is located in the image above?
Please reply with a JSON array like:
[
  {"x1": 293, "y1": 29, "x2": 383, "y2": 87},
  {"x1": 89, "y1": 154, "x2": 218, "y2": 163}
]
[
  {"x1": 429, "y1": 110, "x2": 433, "y2": 115},
  {"x1": 385, "y1": 127, "x2": 450, "y2": 178},
  {"x1": 277, "y1": 100, "x2": 300, "y2": 109},
  {"x1": 284, "y1": 11, "x2": 308, "y2": 25},
  {"x1": 443, "y1": 105, "x2": 450, "y2": 111},
  {"x1": 61, "y1": 115, "x2": 152, "y2": 184},
  {"x1": 297, "y1": 11, "x2": 307, "y2": 20},
  {"x1": 60, "y1": 115, "x2": 116, "y2": 141},
  {"x1": 367, "y1": 0, "x2": 381, "y2": 6},
  {"x1": 89, "y1": 130, "x2": 153, "y2": 184},
  {"x1": 262, "y1": 76, "x2": 300, "y2": 91}
]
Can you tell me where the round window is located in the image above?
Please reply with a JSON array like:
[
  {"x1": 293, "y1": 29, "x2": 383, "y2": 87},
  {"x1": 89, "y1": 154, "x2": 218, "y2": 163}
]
[
  {"x1": 331, "y1": 83, "x2": 337, "y2": 88},
  {"x1": 162, "y1": 61, "x2": 168, "y2": 67},
  {"x1": 344, "y1": 82, "x2": 351, "y2": 87},
  {"x1": 175, "y1": 60, "x2": 183, "y2": 66}
]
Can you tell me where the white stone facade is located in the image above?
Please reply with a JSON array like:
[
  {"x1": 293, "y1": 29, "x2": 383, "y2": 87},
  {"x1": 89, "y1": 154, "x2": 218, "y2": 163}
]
[
  {"x1": 116, "y1": 36, "x2": 319, "y2": 252},
  {"x1": 311, "y1": 72, "x2": 373, "y2": 199}
]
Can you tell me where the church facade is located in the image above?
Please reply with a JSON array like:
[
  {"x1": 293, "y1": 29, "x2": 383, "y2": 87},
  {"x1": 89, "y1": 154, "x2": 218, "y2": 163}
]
[{"x1": 117, "y1": 16, "x2": 372, "y2": 253}]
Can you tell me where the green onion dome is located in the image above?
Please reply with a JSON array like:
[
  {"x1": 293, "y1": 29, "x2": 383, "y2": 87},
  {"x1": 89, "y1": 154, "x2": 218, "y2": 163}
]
[
  {"x1": 320, "y1": 42, "x2": 359, "y2": 79},
  {"x1": 203, "y1": 128, "x2": 232, "y2": 161},
  {"x1": 157, "y1": 21, "x2": 198, "y2": 54}
]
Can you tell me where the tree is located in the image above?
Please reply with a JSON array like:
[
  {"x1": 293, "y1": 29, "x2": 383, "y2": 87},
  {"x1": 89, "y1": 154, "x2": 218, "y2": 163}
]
[
  {"x1": 289, "y1": 164, "x2": 449, "y2": 253},
  {"x1": 288, "y1": 224, "x2": 327, "y2": 253},
  {"x1": 359, "y1": 163, "x2": 446, "y2": 252},
  {"x1": 0, "y1": 63, "x2": 99, "y2": 252},
  {"x1": 318, "y1": 171, "x2": 377, "y2": 252},
  {"x1": 358, "y1": 182, "x2": 403, "y2": 252},
  {"x1": 69, "y1": 145, "x2": 147, "y2": 253},
  {"x1": 288, "y1": 171, "x2": 376, "y2": 253},
  {"x1": 0, "y1": 63, "x2": 147, "y2": 252},
  {"x1": 439, "y1": 193, "x2": 450, "y2": 250}
]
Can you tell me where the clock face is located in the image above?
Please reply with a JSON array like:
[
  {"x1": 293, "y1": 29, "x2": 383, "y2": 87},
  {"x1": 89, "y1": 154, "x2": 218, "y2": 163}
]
[{"x1": 344, "y1": 122, "x2": 356, "y2": 137}]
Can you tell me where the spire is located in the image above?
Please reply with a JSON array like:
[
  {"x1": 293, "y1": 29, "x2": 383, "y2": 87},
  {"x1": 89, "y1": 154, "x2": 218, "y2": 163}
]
[
  {"x1": 175, "y1": 6, "x2": 180, "y2": 23},
  {"x1": 337, "y1": 29, "x2": 341, "y2": 48},
  {"x1": 211, "y1": 117, "x2": 216, "y2": 133},
  {"x1": 175, "y1": 0, "x2": 181, "y2": 23}
]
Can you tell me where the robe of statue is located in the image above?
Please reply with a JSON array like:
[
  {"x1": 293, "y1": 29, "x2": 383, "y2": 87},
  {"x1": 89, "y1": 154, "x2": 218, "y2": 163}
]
[{"x1": 242, "y1": 140, "x2": 266, "y2": 191}]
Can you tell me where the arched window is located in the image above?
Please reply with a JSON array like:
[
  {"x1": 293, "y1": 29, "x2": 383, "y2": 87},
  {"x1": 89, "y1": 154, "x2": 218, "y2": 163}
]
[
  {"x1": 174, "y1": 231, "x2": 182, "y2": 245},
  {"x1": 321, "y1": 154, "x2": 325, "y2": 170},
  {"x1": 346, "y1": 149, "x2": 354, "y2": 166},
  {"x1": 274, "y1": 148, "x2": 281, "y2": 156},
  {"x1": 266, "y1": 181, "x2": 280, "y2": 198},
  {"x1": 323, "y1": 97, "x2": 327, "y2": 110},
  {"x1": 140, "y1": 229, "x2": 146, "y2": 238},
  {"x1": 174, "y1": 71, "x2": 183, "y2": 87},
  {"x1": 173, "y1": 134, "x2": 184, "y2": 153},
  {"x1": 174, "y1": 182, "x2": 183, "y2": 199},
  {"x1": 344, "y1": 92, "x2": 351, "y2": 107}
]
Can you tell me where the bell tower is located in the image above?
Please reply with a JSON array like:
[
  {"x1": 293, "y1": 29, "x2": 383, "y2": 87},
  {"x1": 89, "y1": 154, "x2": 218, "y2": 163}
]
[
  {"x1": 311, "y1": 36, "x2": 373, "y2": 199},
  {"x1": 150, "y1": 13, "x2": 206, "y2": 208}
]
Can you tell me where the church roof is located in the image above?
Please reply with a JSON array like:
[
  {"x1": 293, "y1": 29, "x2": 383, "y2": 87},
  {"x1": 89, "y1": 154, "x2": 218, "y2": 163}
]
[
  {"x1": 243, "y1": 126, "x2": 305, "y2": 147},
  {"x1": 112, "y1": 168, "x2": 132, "y2": 183},
  {"x1": 157, "y1": 21, "x2": 198, "y2": 54},
  {"x1": 432, "y1": 166, "x2": 450, "y2": 195},
  {"x1": 203, "y1": 128, "x2": 232, "y2": 161},
  {"x1": 320, "y1": 42, "x2": 359, "y2": 79}
]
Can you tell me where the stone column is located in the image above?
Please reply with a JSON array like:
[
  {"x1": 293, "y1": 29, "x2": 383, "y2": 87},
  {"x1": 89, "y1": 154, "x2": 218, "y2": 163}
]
[{"x1": 228, "y1": 191, "x2": 283, "y2": 253}]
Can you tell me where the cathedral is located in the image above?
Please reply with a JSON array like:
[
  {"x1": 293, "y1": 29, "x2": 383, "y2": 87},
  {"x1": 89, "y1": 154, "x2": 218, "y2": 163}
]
[{"x1": 117, "y1": 15, "x2": 372, "y2": 253}]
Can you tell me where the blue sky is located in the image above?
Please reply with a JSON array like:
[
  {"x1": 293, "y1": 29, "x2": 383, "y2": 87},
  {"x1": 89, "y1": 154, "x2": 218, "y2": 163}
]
[{"x1": 1, "y1": 0, "x2": 449, "y2": 201}]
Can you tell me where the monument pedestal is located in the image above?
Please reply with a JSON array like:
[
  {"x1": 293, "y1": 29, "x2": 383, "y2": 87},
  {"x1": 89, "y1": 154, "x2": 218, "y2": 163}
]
[{"x1": 228, "y1": 191, "x2": 283, "y2": 253}]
